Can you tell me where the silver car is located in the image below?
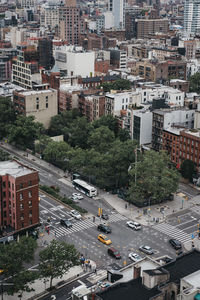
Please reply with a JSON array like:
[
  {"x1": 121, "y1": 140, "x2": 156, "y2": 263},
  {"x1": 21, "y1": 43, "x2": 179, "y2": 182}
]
[
  {"x1": 128, "y1": 252, "x2": 142, "y2": 262},
  {"x1": 70, "y1": 210, "x2": 82, "y2": 220},
  {"x1": 139, "y1": 245, "x2": 154, "y2": 255}
]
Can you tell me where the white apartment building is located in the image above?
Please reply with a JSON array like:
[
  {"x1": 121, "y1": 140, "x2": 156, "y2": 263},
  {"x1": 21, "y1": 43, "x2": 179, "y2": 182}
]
[
  {"x1": 54, "y1": 46, "x2": 95, "y2": 78},
  {"x1": 105, "y1": 91, "x2": 142, "y2": 116},
  {"x1": 13, "y1": 89, "x2": 58, "y2": 129},
  {"x1": 40, "y1": 4, "x2": 60, "y2": 28},
  {"x1": 108, "y1": 0, "x2": 125, "y2": 29},
  {"x1": 17, "y1": 0, "x2": 35, "y2": 8},
  {"x1": 194, "y1": 103, "x2": 200, "y2": 129},
  {"x1": 122, "y1": 109, "x2": 152, "y2": 144},
  {"x1": 184, "y1": 0, "x2": 200, "y2": 33},
  {"x1": 139, "y1": 85, "x2": 185, "y2": 107}
]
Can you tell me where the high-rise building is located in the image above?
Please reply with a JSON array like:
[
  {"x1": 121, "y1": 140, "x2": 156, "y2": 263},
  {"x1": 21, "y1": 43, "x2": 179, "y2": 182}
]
[
  {"x1": 59, "y1": 0, "x2": 80, "y2": 45},
  {"x1": 184, "y1": 0, "x2": 200, "y2": 33},
  {"x1": 108, "y1": 0, "x2": 125, "y2": 29},
  {"x1": 38, "y1": 38, "x2": 54, "y2": 70},
  {"x1": 0, "y1": 160, "x2": 39, "y2": 236}
]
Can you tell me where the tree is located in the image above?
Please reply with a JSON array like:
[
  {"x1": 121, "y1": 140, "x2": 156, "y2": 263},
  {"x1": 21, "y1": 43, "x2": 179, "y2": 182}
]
[
  {"x1": 129, "y1": 150, "x2": 180, "y2": 206},
  {"x1": 43, "y1": 141, "x2": 71, "y2": 170},
  {"x1": 0, "y1": 149, "x2": 11, "y2": 161},
  {"x1": 88, "y1": 126, "x2": 115, "y2": 153},
  {"x1": 0, "y1": 237, "x2": 38, "y2": 295},
  {"x1": 93, "y1": 115, "x2": 119, "y2": 137},
  {"x1": 180, "y1": 159, "x2": 196, "y2": 182},
  {"x1": 0, "y1": 96, "x2": 16, "y2": 139},
  {"x1": 189, "y1": 72, "x2": 200, "y2": 94},
  {"x1": 35, "y1": 135, "x2": 52, "y2": 154},
  {"x1": 38, "y1": 240, "x2": 80, "y2": 289},
  {"x1": 48, "y1": 109, "x2": 80, "y2": 138},
  {"x1": 8, "y1": 115, "x2": 45, "y2": 150},
  {"x1": 68, "y1": 117, "x2": 93, "y2": 149},
  {"x1": 99, "y1": 79, "x2": 131, "y2": 93}
]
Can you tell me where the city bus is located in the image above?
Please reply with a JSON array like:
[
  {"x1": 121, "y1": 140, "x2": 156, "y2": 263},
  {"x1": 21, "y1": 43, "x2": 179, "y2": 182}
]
[{"x1": 72, "y1": 179, "x2": 97, "y2": 197}]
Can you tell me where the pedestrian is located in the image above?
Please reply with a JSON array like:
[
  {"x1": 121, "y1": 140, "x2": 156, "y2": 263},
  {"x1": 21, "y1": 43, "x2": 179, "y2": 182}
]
[
  {"x1": 125, "y1": 203, "x2": 128, "y2": 209},
  {"x1": 54, "y1": 231, "x2": 57, "y2": 238},
  {"x1": 94, "y1": 267, "x2": 97, "y2": 275}
]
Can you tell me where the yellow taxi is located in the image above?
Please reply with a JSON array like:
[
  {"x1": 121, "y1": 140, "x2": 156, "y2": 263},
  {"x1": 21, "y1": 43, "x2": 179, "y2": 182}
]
[{"x1": 98, "y1": 234, "x2": 112, "y2": 245}]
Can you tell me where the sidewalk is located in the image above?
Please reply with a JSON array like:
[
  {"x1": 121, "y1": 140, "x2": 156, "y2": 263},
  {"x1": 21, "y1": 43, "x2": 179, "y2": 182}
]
[
  {"x1": 99, "y1": 191, "x2": 200, "y2": 226},
  {"x1": 2, "y1": 142, "x2": 200, "y2": 226},
  {"x1": 4, "y1": 230, "x2": 96, "y2": 300}
]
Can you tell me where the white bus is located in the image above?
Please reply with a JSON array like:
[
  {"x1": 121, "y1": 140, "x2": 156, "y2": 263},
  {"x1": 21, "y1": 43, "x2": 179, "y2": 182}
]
[{"x1": 72, "y1": 179, "x2": 97, "y2": 197}]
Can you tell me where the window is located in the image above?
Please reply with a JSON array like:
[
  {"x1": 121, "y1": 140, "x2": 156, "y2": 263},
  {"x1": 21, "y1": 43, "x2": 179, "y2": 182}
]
[
  {"x1": 28, "y1": 180, "x2": 32, "y2": 186},
  {"x1": 20, "y1": 183, "x2": 23, "y2": 189},
  {"x1": 2, "y1": 181, "x2": 6, "y2": 188},
  {"x1": 122, "y1": 99, "x2": 124, "y2": 103},
  {"x1": 186, "y1": 114, "x2": 188, "y2": 119},
  {"x1": 20, "y1": 203, "x2": 24, "y2": 210},
  {"x1": 3, "y1": 191, "x2": 6, "y2": 198},
  {"x1": 46, "y1": 102, "x2": 48, "y2": 108},
  {"x1": 29, "y1": 210, "x2": 32, "y2": 217},
  {"x1": 3, "y1": 201, "x2": 6, "y2": 208},
  {"x1": 12, "y1": 183, "x2": 14, "y2": 190},
  {"x1": 8, "y1": 181, "x2": 10, "y2": 188},
  {"x1": 28, "y1": 191, "x2": 32, "y2": 198},
  {"x1": 21, "y1": 222, "x2": 24, "y2": 228},
  {"x1": 29, "y1": 200, "x2": 32, "y2": 207},
  {"x1": 20, "y1": 193, "x2": 23, "y2": 200}
]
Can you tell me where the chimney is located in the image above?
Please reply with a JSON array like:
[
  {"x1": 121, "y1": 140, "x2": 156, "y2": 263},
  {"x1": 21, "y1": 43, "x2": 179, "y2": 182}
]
[{"x1": 134, "y1": 265, "x2": 141, "y2": 279}]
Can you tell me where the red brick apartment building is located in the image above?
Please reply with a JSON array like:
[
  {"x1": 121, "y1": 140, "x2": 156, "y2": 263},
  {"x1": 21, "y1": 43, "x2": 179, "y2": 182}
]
[
  {"x1": 163, "y1": 129, "x2": 200, "y2": 170},
  {"x1": 0, "y1": 160, "x2": 39, "y2": 235}
]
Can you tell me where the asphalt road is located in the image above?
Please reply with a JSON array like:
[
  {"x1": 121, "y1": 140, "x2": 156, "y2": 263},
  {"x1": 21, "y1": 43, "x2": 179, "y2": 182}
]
[{"x1": 39, "y1": 193, "x2": 177, "y2": 269}]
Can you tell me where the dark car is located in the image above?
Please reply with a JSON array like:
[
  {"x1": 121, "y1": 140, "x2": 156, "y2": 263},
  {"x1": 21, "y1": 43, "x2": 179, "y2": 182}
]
[
  {"x1": 98, "y1": 224, "x2": 111, "y2": 234},
  {"x1": 97, "y1": 213, "x2": 109, "y2": 220},
  {"x1": 60, "y1": 219, "x2": 72, "y2": 228},
  {"x1": 169, "y1": 239, "x2": 182, "y2": 250},
  {"x1": 108, "y1": 247, "x2": 121, "y2": 259},
  {"x1": 102, "y1": 213, "x2": 109, "y2": 220}
]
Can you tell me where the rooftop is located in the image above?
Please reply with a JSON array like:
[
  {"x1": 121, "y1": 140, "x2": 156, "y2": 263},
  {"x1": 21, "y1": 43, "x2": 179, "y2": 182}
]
[
  {"x1": 98, "y1": 250, "x2": 200, "y2": 300},
  {"x1": 17, "y1": 89, "x2": 56, "y2": 96},
  {"x1": 0, "y1": 160, "x2": 35, "y2": 178}
]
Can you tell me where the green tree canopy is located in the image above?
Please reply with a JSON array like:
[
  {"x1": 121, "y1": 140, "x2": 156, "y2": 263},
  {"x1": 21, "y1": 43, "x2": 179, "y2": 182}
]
[
  {"x1": 39, "y1": 240, "x2": 80, "y2": 289},
  {"x1": 43, "y1": 140, "x2": 71, "y2": 169},
  {"x1": 68, "y1": 117, "x2": 93, "y2": 149},
  {"x1": 93, "y1": 115, "x2": 119, "y2": 137},
  {"x1": 180, "y1": 159, "x2": 196, "y2": 181},
  {"x1": 99, "y1": 79, "x2": 131, "y2": 93},
  {"x1": 129, "y1": 150, "x2": 180, "y2": 206},
  {"x1": 0, "y1": 149, "x2": 11, "y2": 161},
  {"x1": 88, "y1": 126, "x2": 115, "y2": 153},
  {"x1": 8, "y1": 115, "x2": 45, "y2": 150},
  {"x1": 48, "y1": 109, "x2": 80, "y2": 137},
  {"x1": 0, "y1": 96, "x2": 16, "y2": 139},
  {"x1": 189, "y1": 72, "x2": 200, "y2": 94},
  {"x1": 0, "y1": 237, "x2": 38, "y2": 295}
]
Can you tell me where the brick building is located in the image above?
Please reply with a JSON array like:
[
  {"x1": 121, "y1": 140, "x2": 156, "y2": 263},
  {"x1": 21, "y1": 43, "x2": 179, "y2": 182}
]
[
  {"x1": 136, "y1": 18, "x2": 169, "y2": 39},
  {"x1": 78, "y1": 94, "x2": 105, "y2": 121},
  {"x1": 134, "y1": 59, "x2": 187, "y2": 82},
  {"x1": 0, "y1": 160, "x2": 39, "y2": 235},
  {"x1": 163, "y1": 128, "x2": 200, "y2": 171}
]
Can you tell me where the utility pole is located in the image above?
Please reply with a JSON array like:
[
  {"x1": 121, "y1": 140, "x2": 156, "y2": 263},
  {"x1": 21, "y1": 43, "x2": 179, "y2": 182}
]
[{"x1": 135, "y1": 149, "x2": 137, "y2": 185}]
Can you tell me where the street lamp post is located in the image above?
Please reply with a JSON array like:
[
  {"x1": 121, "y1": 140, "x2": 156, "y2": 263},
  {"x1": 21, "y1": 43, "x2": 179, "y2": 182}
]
[{"x1": 0, "y1": 282, "x2": 14, "y2": 300}]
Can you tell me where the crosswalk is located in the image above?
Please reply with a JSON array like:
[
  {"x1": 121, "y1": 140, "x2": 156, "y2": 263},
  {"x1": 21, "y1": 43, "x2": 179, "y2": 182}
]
[
  {"x1": 51, "y1": 213, "x2": 128, "y2": 238},
  {"x1": 153, "y1": 222, "x2": 191, "y2": 243}
]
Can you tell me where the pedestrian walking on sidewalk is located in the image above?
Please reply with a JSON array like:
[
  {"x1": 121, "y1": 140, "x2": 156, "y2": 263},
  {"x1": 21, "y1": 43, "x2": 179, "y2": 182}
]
[{"x1": 94, "y1": 267, "x2": 97, "y2": 275}]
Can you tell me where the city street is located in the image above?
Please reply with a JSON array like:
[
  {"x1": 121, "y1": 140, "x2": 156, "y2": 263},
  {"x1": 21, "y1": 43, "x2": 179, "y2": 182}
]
[{"x1": 39, "y1": 193, "x2": 177, "y2": 269}]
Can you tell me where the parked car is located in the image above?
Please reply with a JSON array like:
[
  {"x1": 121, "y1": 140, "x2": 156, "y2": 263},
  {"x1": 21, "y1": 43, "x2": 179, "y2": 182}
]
[
  {"x1": 139, "y1": 245, "x2": 154, "y2": 255},
  {"x1": 60, "y1": 219, "x2": 72, "y2": 228},
  {"x1": 98, "y1": 224, "x2": 111, "y2": 234},
  {"x1": 126, "y1": 221, "x2": 141, "y2": 230},
  {"x1": 169, "y1": 239, "x2": 182, "y2": 250},
  {"x1": 128, "y1": 252, "x2": 142, "y2": 262},
  {"x1": 70, "y1": 210, "x2": 82, "y2": 220},
  {"x1": 108, "y1": 247, "x2": 121, "y2": 259},
  {"x1": 98, "y1": 234, "x2": 112, "y2": 245},
  {"x1": 72, "y1": 193, "x2": 83, "y2": 200}
]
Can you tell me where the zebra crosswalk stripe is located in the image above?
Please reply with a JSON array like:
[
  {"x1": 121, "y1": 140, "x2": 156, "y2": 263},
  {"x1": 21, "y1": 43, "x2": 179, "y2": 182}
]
[
  {"x1": 153, "y1": 222, "x2": 191, "y2": 243},
  {"x1": 51, "y1": 213, "x2": 128, "y2": 237}
]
